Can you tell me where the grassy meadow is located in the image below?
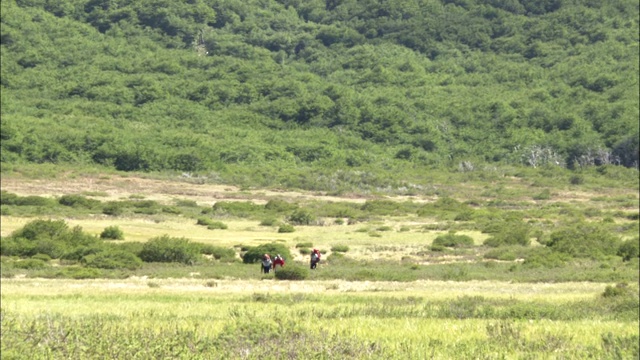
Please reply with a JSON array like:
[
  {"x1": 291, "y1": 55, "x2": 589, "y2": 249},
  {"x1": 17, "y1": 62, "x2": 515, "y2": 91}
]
[
  {"x1": 2, "y1": 278, "x2": 638, "y2": 359},
  {"x1": 1, "y1": 166, "x2": 639, "y2": 358}
]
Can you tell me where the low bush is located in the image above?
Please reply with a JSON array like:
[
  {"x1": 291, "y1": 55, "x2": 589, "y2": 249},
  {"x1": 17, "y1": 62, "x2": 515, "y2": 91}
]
[
  {"x1": 299, "y1": 247, "x2": 311, "y2": 255},
  {"x1": 10, "y1": 219, "x2": 69, "y2": 241},
  {"x1": 618, "y1": 239, "x2": 639, "y2": 261},
  {"x1": 161, "y1": 206, "x2": 181, "y2": 214},
  {"x1": 100, "y1": 226, "x2": 124, "y2": 240},
  {"x1": 83, "y1": 251, "x2": 143, "y2": 270},
  {"x1": 197, "y1": 218, "x2": 214, "y2": 226},
  {"x1": 213, "y1": 201, "x2": 263, "y2": 217},
  {"x1": 278, "y1": 224, "x2": 295, "y2": 233},
  {"x1": 295, "y1": 242, "x2": 313, "y2": 248},
  {"x1": 264, "y1": 199, "x2": 298, "y2": 213},
  {"x1": 259, "y1": 218, "x2": 279, "y2": 226},
  {"x1": 59, "y1": 194, "x2": 100, "y2": 208},
  {"x1": 288, "y1": 209, "x2": 315, "y2": 225},
  {"x1": 242, "y1": 243, "x2": 292, "y2": 264},
  {"x1": 102, "y1": 202, "x2": 124, "y2": 216},
  {"x1": 13, "y1": 258, "x2": 48, "y2": 270},
  {"x1": 484, "y1": 223, "x2": 531, "y2": 247},
  {"x1": 331, "y1": 245, "x2": 350, "y2": 253},
  {"x1": 175, "y1": 199, "x2": 198, "y2": 207},
  {"x1": 15, "y1": 195, "x2": 55, "y2": 207},
  {"x1": 547, "y1": 223, "x2": 621, "y2": 259},
  {"x1": 139, "y1": 235, "x2": 200, "y2": 264},
  {"x1": 207, "y1": 221, "x2": 228, "y2": 230},
  {"x1": 602, "y1": 283, "x2": 635, "y2": 298},
  {"x1": 198, "y1": 244, "x2": 236, "y2": 260},
  {"x1": 274, "y1": 266, "x2": 309, "y2": 280},
  {"x1": 31, "y1": 253, "x2": 51, "y2": 262},
  {"x1": 433, "y1": 232, "x2": 474, "y2": 248}
]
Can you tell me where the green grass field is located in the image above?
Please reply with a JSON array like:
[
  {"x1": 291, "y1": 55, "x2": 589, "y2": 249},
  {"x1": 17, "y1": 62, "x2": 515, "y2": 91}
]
[
  {"x1": 1, "y1": 278, "x2": 638, "y2": 359},
  {"x1": 1, "y1": 168, "x2": 638, "y2": 359}
]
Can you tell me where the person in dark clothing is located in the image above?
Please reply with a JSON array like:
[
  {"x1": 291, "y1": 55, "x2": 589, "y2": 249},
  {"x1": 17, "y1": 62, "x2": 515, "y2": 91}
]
[{"x1": 310, "y1": 249, "x2": 321, "y2": 269}]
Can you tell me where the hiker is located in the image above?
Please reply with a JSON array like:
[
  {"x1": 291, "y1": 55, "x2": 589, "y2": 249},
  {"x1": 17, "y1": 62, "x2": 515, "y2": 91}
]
[
  {"x1": 261, "y1": 254, "x2": 272, "y2": 274},
  {"x1": 310, "y1": 248, "x2": 321, "y2": 269},
  {"x1": 272, "y1": 254, "x2": 285, "y2": 271}
]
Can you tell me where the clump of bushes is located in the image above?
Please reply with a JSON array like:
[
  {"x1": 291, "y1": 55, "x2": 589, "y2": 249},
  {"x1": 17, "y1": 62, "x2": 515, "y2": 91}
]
[
  {"x1": 264, "y1": 199, "x2": 298, "y2": 213},
  {"x1": 433, "y1": 232, "x2": 474, "y2": 248},
  {"x1": 102, "y1": 202, "x2": 124, "y2": 216},
  {"x1": 259, "y1": 218, "x2": 279, "y2": 226},
  {"x1": 545, "y1": 223, "x2": 621, "y2": 259},
  {"x1": 83, "y1": 250, "x2": 143, "y2": 270},
  {"x1": 296, "y1": 242, "x2": 313, "y2": 248},
  {"x1": 59, "y1": 194, "x2": 100, "y2": 208},
  {"x1": 100, "y1": 226, "x2": 124, "y2": 240},
  {"x1": 207, "y1": 221, "x2": 228, "y2": 230},
  {"x1": 198, "y1": 244, "x2": 236, "y2": 261},
  {"x1": 483, "y1": 222, "x2": 531, "y2": 247},
  {"x1": 278, "y1": 224, "x2": 295, "y2": 233},
  {"x1": 618, "y1": 239, "x2": 639, "y2": 261},
  {"x1": 288, "y1": 209, "x2": 315, "y2": 225},
  {"x1": 242, "y1": 243, "x2": 291, "y2": 264},
  {"x1": 331, "y1": 245, "x2": 350, "y2": 253},
  {"x1": 275, "y1": 266, "x2": 309, "y2": 280},
  {"x1": 138, "y1": 235, "x2": 200, "y2": 265}
]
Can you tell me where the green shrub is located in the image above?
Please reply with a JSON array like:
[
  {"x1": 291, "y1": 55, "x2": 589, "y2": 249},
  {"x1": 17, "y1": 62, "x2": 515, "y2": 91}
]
[
  {"x1": 139, "y1": 235, "x2": 200, "y2": 264},
  {"x1": 83, "y1": 250, "x2": 143, "y2": 270},
  {"x1": 175, "y1": 199, "x2": 198, "y2": 207},
  {"x1": 100, "y1": 226, "x2": 124, "y2": 240},
  {"x1": 454, "y1": 211, "x2": 474, "y2": 221},
  {"x1": 299, "y1": 247, "x2": 311, "y2": 255},
  {"x1": 15, "y1": 195, "x2": 55, "y2": 207},
  {"x1": 532, "y1": 189, "x2": 551, "y2": 200},
  {"x1": 278, "y1": 224, "x2": 295, "y2": 233},
  {"x1": 433, "y1": 232, "x2": 474, "y2": 248},
  {"x1": 213, "y1": 201, "x2": 263, "y2": 217},
  {"x1": 275, "y1": 266, "x2": 309, "y2": 280},
  {"x1": 13, "y1": 258, "x2": 48, "y2": 269},
  {"x1": 331, "y1": 245, "x2": 350, "y2": 253},
  {"x1": 102, "y1": 202, "x2": 124, "y2": 216},
  {"x1": 198, "y1": 244, "x2": 236, "y2": 260},
  {"x1": 161, "y1": 206, "x2": 181, "y2": 214},
  {"x1": 376, "y1": 225, "x2": 393, "y2": 231},
  {"x1": 334, "y1": 218, "x2": 345, "y2": 225},
  {"x1": 0, "y1": 191, "x2": 19, "y2": 205},
  {"x1": 288, "y1": 209, "x2": 315, "y2": 225},
  {"x1": 547, "y1": 223, "x2": 621, "y2": 258},
  {"x1": 521, "y1": 247, "x2": 570, "y2": 268},
  {"x1": 296, "y1": 242, "x2": 313, "y2": 248},
  {"x1": 484, "y1": 223, "x2": 531, "y2": 247},
  {"x1": 242, "y1": 243, "x2": 291, "y2": 264},
  {"x1": 264, "y1": 199, "x2": 298, "y2": 213},
  {"x1": 430, "y1": 244, "x2": 446, "y2": 252},
  {"x1": 31, "y1": 253, "x2": 51, "y2": 262},
  {"x1": 10, "y1": 219, "x2": 69, "y2": 241},
  {"x1": 207, "y1": 221, "x2": 228, "y2": 230},
  {"x1": 259, "y1": 218, "x2": 279, "y2": 226},
  {"x1": 602, "y1": 283, "x2": 634, "y2": 298},
  {"x1": 59, "y1": 194, "x2": 100, "y2": 208},
  {"x1": 618, "y1": 239, "x2": 639, "y2": 261},
  {"x1": 197, "y1": 217, "x2": 214, "y2": 226}
]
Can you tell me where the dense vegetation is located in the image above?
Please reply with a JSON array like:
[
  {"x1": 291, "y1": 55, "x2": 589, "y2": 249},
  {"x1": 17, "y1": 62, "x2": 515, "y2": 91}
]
[{"x1": 1, "y1": 0, "x2": 638, "y2": 191}]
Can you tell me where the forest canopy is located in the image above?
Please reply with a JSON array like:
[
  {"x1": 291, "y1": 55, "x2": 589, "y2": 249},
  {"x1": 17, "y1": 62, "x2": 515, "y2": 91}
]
[{"x1": 1, "y1": 0, "x2": 638, "y2": 189}]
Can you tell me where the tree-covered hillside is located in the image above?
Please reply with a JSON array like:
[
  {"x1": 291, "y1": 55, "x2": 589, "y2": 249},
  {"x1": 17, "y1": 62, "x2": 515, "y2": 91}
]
[{"x1": 1, "y1": 0, "x2": 638, "y2": 190}]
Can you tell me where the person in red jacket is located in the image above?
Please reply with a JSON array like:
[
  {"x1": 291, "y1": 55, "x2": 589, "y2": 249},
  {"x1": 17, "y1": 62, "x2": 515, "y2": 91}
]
[
  {"x1": 272, "y1": 254, "x2": 285, "y2": 271},
  {"x1": 310, "y1": 249, "x2": 321, "y2": 269}
]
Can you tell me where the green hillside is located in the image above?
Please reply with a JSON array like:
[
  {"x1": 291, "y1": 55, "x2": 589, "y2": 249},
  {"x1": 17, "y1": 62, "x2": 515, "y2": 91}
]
[{"x1": 1, "y1": 0, "x2": 638, "y2": 190}]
